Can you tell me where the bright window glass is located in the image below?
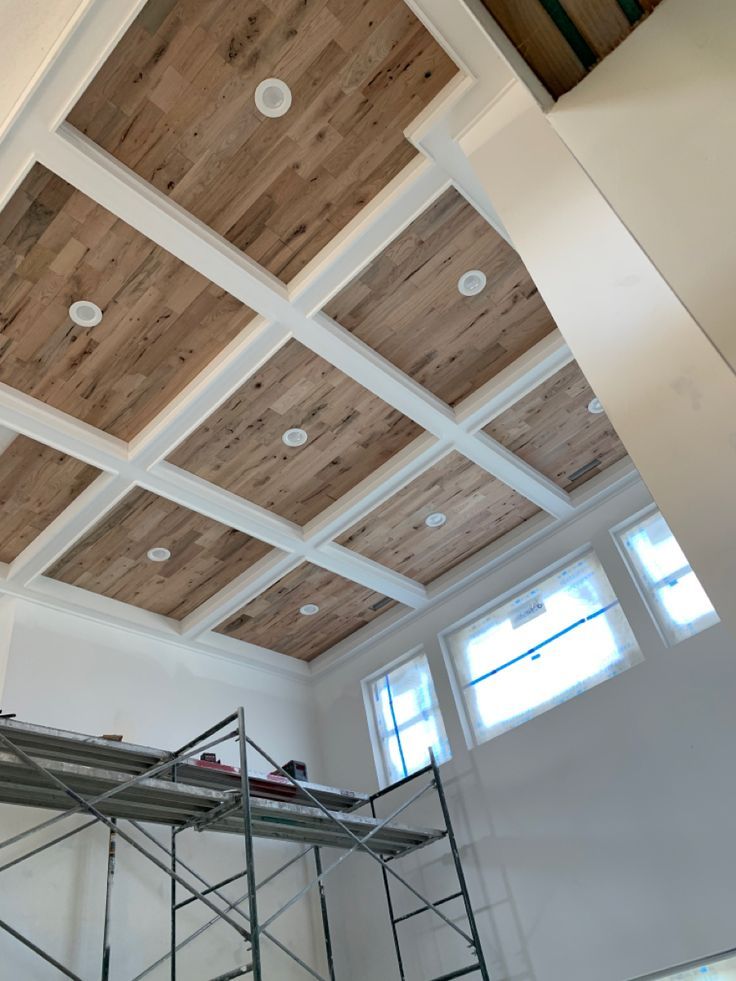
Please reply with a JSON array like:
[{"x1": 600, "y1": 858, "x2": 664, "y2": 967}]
[
  {"x1": 632, "y1": 948, "x2": 736, "y2": 980},
  {"x1": 617, "y1": 509, "x2": 719, "y2": 645},
  {"x1": 369, "y1": 652, "x2": 450, "y2": 784},
  {"x1": 445, "y1": 551, "x2": 641, "y2": 745}
]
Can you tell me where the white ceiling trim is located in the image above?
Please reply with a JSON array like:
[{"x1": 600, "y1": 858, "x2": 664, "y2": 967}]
[{"x1": 0, "y1": 0, "x2": 631, "y2": 666}]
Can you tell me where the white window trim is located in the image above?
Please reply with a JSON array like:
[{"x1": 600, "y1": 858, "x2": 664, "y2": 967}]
[
  {"x1": 439, "y1": 544, "x2": 638, "y2": 749},
  {"x1": 361, "y1": 645, "x2": 449, "y2": 788},
  {"x1": 610, "y1": 503, "x2": 718, "y2": 648}
]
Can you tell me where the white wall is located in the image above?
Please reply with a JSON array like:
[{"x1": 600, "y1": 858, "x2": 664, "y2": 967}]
[
  {"x1": 312, "y1": 478, "x2": 736, "y2": 981},
  {"x1": 0, "y1": 601, "x2": 325, "y2": 981},
  {"x1": 0, "y1": 0, "x2": 88, "y2": 139},
  {"x1": 550, "y1": 0, "x2": 736, "y2": 371}
]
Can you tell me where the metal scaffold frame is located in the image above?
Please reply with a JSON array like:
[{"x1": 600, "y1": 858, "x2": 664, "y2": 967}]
[{"x1": 0, "y1": 710, "x2": 490, "y2": 980}]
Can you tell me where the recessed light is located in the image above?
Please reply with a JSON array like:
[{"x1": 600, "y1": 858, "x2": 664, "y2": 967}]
[
  {"x1": 300, "y1": 603, "x2": 320, "y2": 616},
  {"x1": 425, "y1": 512, "x2": 447, "y2": 529},
  {"x1": 255, "y1": 78, "x2": 292, "y2": 118},
  {"x1": 147, "y1": 547, "x2": 171, "y2": 562},
  {"x1": 587, "y1": 397, "x2": 605, "y2": 415},
  {"x1": 282, "y1": 428, "x2": 308, "y2": 448},
  {"x1": 457, "y1": 270, "x2": 487, "y2": 297},
  {"x1": 69, "y1": 300, "x2": 103, "y2": 327}
]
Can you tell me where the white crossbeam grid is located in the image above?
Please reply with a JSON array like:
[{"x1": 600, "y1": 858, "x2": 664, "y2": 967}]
[{"x1": 0, "y1": 0, "x2": 630, "y2": 659}]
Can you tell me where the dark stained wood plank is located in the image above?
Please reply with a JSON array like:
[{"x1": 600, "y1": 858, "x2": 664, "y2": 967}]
[
  {"x1": 68, "y1": 0, "x2": 458, "y2": 282},
  {"x1": 479, "y1": 0, "x2": 586, "y2": 98},
  {"x1": 0, "y1": 164, "x2": 255, "y2": 440},
  {"x1": 336, "y1": 452, "x2": 540, "y2": 583},
  {"x1": 0, "y1": 435, "x2": 100, "y2": 563},
  {"x1": 168, "y1": 339, "x2": 422, "y2": 525},
  {"x1": 46, "y1": 488, "x2": 273, "y2": 619},
  {"x1": 215, "y1": 561, "x2": 397, "y2": 660},
  {"x1": 484, "y1": 361, "x2": 628, "y2": 490},
  {"x1": 325, "y1": 188, "x2": 557, "y2": 407},
  {"x1": 479, "y1": 0, "x2": 664, "y2": 98}
]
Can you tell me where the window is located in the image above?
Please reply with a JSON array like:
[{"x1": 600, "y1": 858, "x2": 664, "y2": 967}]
[
  {"x1": 443, "y1": 550, "x2": 641, "y2": 746},
  {"x1": 367, "y1": 651, "x2": 451, "y2": 785},
  {"x1": 616, "y1": 508, "x2": 719, "y2": 645},
  {"x1": 631, "y1": 946, "x2": 736, "y2": 980}
]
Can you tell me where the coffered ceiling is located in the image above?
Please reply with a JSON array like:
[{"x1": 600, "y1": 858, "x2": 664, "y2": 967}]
[{"x1": 0, "y1": 0, "x2": 640, "y2": 668}]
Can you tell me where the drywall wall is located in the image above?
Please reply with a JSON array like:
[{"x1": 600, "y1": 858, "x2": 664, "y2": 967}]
[
  {"x1": 550, "y1": 0, "x2": 736, "y2": 371},
  {"x1": 0, "y1": 601, "x2": 324, "y2": 980},
  {"x1": 0, "y1": 0, "x2": 88, "y2": 138},
  {"x1": 312, "y1": 478, "x2": 736, "y2": 981}
]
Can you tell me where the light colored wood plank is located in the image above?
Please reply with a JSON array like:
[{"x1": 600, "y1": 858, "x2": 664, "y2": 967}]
[
  {"x1": 47, "y1": 488, "x2": 273, "y2": 619},
  {"x1": 168, "y1": 338, "x2": 421, "y2": 525},
  {"x1": 68, "y1": 0, "x2": 458, "y2": 281},
  {"x1": 215, "y1": 561, "x2": 397, "y2": 660},
  {"x1": 0, "y1": 436, "x2": 100, "y2": 563},
  {"x1": 325, "y1": 188, "x2": 557, "y2": 407},
  {"x1": 484, "y1": 360, "x2": 628, "y2": 490},
  {"x1": 562, "y1": 0, "x2": 629, "y2": 60},
  {"x1": 0, "y1": 164, "x2": 255, "y2": 440},
  {"x1": 337, "y1": 452, "x2": 539, "y2": 583}
]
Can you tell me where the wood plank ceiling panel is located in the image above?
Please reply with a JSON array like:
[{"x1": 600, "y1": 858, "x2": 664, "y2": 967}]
[
  {"x1": 168, "y1": 339, "x2": 422, "y2": 525},
  {"x1": 479, "y1": 0, "x2": 664, "y2": 98},
  {"x1": 215, "y1": 561, "x2": 397, "y2": 660},
  {"x1": 336, "y1": 452, "x2": 540, "y2": 583},
  {"x1": 68, "y1": 0, "x2": 458, "y2": 282},
  {"x1": 0, "y1": 435, "x2": 100, "y2": 563},
  {"x1": 484, "y1": 361, "x2": 628, "y2": 490},
  {"x1": 0, "y1": 164, "x2": 255, "y2": 440},
  {"x1": 324, "y1": 189, "x2": 557, "y2": 407},
  {"x1": 46, "y1": 488, "x2": 273, "y2": 619}
]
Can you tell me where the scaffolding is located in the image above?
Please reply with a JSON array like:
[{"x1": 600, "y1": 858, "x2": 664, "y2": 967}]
[{"x1": 0, "y1": 710, "x2": 490, "y2": 980}]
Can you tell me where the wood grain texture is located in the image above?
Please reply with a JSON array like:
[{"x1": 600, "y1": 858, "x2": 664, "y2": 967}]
[
  {"x1": 325, "y1": 188, "x2": 557, "y2": 406},
  {"x1": 336, "y1": 452, "x2": 540, "y2": 583},
  {"x1": 480, "y1": 0, "x2": 664, "y2": 97},
  {"x1": 0, "y1": 435, "x2": 100, "y2": 563},
  {"x1": 215, "y1": 561, "x2": 397, "y2": 660},
  {"x1": 168, "y1": 339, "x2": 422, "y2": 525},
  {"x1": 68, "y1": 0, "x2": 458, "y2": 282},
  {"x1": 484, "y1": 361, "x2": 628, "y2": 490},
  {"x1": 47, "y1": 488, "x2": 272, "y2": 619},
  {"x1": 0, "y1": 165, "x2": 255, "y2": 440},
  {"x1": 480, "y1": 0, "x2": 586, "y2": 97}
]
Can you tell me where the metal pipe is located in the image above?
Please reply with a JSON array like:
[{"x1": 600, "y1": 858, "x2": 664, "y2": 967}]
[
  {"x1": 428, "y1": 966, "x2": 481, "y2": 981},
  {"x1": 207, "y1": 966, "x2": 252, "y2": 981},
  {"x1": 131, "y1": 846, "x2": 313, "y2": 981},
  {"x1": 0, "y1": 731, "x2": 250, "y2": 940},
  {"x1": 173, "y1": 712, "x2": 238, "y2": 756},
  {"x1": 0, "y1": 916, "x2": 83, "y2": 980},
  {"x1": 0, "y1": 728, "x2": 237, "y2": 853},
  {"x1": 313, "y1": 847, "x2": 336, "y2": 981},
  {"x1": 175, "y1": 868, "x2": 246, "y2": 910},
  {"x1": 170, "y1": 823, "x2": 177, "y2": 981},
  {"x1": 368, "y1": 764, "x2": 433, "y2": 803},
  {"x1": 238, "y1": 707, "x2": 261, "y2": 981},
  {"x1": 246, "y1": 736, "x2": 474, "y2": 945},
  {"x1": 392, "y1": 890, "x2": 463, "y2": 925},
  {"x1": 101, "y1": 819, "x2": 117, "y2": 981},
  {"x1": 128, "y1": 821, "x2": 325, "y2": 981},
  {"x1": 261, "y1": 779, "x2": 434, "y2": 932},
  {"x1": 430, "y1": 749, "x2": 490, "y2": 981},
  {"x1": 0, "y1": 818, "x2": 97, "y2": 874},
  {"x1": 371, "y1": 798, "x2": 406, "y2": 981}
]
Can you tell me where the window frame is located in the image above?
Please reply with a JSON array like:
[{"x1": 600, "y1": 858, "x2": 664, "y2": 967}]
[
  {"x1": 440, "y1": 545, "x2": 641, "y2": 749},
  {"x1": 362, "y1": 646, "x2": 451, "y2": 788},
  {"x1": 612, "y1": 504, "x2": 719, "y2": 647}
]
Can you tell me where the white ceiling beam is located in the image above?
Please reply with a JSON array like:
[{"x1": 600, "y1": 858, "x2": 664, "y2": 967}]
[
  {"x1": 456, "y1": 330, "x2": 573, "y2": 432},
  {"x1": 8, "y1": 474, "x2": 131, "y2": 585}
]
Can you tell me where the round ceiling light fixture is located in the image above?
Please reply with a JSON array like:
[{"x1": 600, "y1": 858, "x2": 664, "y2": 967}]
[
  {"x1": 147, "y1": 547, "x2": 171, "y2": 562},
  {"x1": 282, "y1": 427, "x2": 308, "y2": 448},
  {"x1": 457, "y1": 269, "x2": 487, "y2": 297},
  {"x1": 587, "y1": 397, "x2": 605, "y2": 415},
  {"x1": 299, "y1": 603, "x2": 320, "y2": 616},
  {"x1": 425, "y1": 511, "x2": 447, "y2": 529},
  {"x1": 69, "y1": 300, "x2": 103, "y2": 328},
  {"x1": 255, "y1": 77, "x2": 292, "y2": 118}
]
